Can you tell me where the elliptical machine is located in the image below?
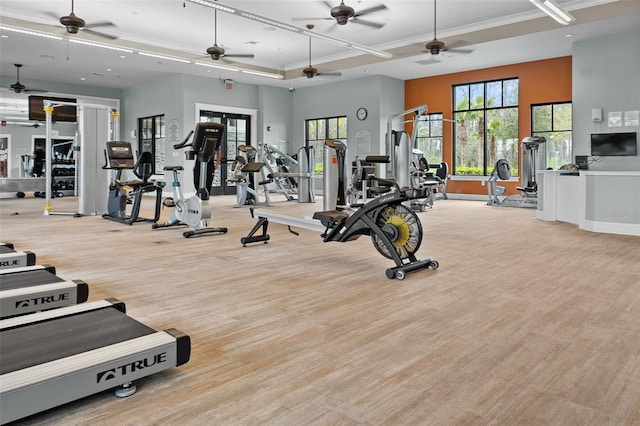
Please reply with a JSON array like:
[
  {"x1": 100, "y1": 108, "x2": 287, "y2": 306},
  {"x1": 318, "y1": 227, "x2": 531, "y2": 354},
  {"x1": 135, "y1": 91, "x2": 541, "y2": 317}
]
[{"x1": 151, "y1": 122, "x2": 228, "y2": 238}]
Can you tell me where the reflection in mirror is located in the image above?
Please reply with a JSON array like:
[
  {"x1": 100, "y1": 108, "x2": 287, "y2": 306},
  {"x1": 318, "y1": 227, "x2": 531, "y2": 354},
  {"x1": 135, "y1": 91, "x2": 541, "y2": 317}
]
[{"x1": 0, "y1": 137, "x2": 8, "y2": 177}]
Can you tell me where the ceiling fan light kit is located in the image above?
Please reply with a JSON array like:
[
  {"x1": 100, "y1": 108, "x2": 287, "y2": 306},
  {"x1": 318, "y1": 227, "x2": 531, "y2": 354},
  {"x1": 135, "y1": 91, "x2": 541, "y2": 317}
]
[{"x1": 529, "y1": 0, "x2": 575, "y2": 25}]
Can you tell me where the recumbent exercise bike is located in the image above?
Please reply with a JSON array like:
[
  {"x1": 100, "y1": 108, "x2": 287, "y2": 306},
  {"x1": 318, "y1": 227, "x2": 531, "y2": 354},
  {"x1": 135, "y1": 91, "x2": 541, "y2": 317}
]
[{"x1": 102, "y1": 141, "x2": 164, "y2": 225}]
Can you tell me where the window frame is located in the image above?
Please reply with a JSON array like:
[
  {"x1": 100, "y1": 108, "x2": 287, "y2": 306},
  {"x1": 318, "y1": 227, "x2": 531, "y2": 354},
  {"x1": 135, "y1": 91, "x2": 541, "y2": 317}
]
[
  {"x1": 305, "y1": 115, "x2": 348, "y2": 174},
  {"x1": 452, "y1": 77, "x2": 520, "y2": 177},
  {"x1": 531, "y1": 101, "x2": 573, "y2": 170},
  {"x1": 415, "y1": 112, "x2": 444, "y2": 165}
]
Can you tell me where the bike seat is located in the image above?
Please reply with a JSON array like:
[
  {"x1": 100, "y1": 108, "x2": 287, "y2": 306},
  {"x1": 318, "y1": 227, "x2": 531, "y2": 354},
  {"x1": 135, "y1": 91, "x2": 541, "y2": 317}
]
[
  {"x1": 163, "y1": 166, "x2": 184, "y2": 171},
  {"x1": 312, "y1": 210, "x2": 348, "y2": 228}
]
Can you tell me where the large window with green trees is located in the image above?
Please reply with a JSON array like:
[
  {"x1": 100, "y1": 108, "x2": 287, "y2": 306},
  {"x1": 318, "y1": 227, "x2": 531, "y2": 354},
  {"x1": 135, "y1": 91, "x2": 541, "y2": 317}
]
[
  {"x1": 415, "y1": 113, "x2": 443, "y2": 165},
  {"x1": 306, "y1": 116, "x2": 347, "y2": 173},
  {"x1": 531, "y1": 102, "x2": 572, "y2": 170},
  {"x1": 453, "y1": 78, "x2": 519, "y2": 176}
]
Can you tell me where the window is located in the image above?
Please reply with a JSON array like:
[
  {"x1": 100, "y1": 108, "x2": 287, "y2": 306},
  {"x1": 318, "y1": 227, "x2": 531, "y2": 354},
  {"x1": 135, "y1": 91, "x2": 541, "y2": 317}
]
[
  {"x1": 453, "y1": 78, "x2": 519, "y2": 176},
  {"x1": 531, "y1": 102, "x2": 572, "y2": 170},
  {"x1": 138, "y1": 114, "x2": 165, "y2": 175},
  {"x1": 305, "y1": 116, "x2": 347, "y2": 173},
  {"x1": 415, "y1": 113, "x2": 443, "y2": 165}
]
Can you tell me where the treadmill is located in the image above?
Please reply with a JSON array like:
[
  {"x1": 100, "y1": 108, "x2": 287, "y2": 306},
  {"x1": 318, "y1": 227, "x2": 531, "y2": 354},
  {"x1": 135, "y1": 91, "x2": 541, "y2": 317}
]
[
  {"x1": 0, "y1": 299, "x2": 191, "y2": 424},
  {"x1": 0, "y1": 266, "x2": 89, "y2": 318},
  {"x1": 0, "y1": 243, "x2": 36, "y2": 270},
  {"x1": 0, "y1": 264, "x2": 57, "y2": 276}
]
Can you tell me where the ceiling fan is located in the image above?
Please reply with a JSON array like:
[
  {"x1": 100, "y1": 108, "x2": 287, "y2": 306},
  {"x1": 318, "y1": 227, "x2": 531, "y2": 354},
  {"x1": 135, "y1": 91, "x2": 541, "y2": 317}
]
[
  {"x1": 205, "y1": 9, "x2": 255, "y2": 61},
  {"x1": 45, "y1": 0, "x2": 118, "y2": 40},
  {"x1": 8, "y1": 64, "x2": 48, "y2": 94},
  {"x1": 294, "y1": 1, "x2": 387, "y2": 29},
  {"x1": 302, "y1": 25, "x2": 342, "y2": 79},
  {"x1": 419, "y1": 0, "x2": 474, "y2": 63}
]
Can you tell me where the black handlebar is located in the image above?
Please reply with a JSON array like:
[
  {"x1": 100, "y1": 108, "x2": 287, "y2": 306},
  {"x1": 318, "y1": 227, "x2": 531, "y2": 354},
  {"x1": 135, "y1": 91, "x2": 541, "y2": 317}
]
[{"x1": 173, "y1": 130, "x2": 194, "y2": 150}]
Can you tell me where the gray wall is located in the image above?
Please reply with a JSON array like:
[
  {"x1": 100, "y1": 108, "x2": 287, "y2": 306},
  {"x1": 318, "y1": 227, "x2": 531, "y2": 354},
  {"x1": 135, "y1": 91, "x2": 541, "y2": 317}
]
[
  {"x1": 572, "y1": 31, "x2": 640, "y2": 171},
  {"x1": 291, "y1": 75, "x2": 404, "y2": 164},
  {"x1": 120, "y1": 73, "x2": 403, "y2": 187}
]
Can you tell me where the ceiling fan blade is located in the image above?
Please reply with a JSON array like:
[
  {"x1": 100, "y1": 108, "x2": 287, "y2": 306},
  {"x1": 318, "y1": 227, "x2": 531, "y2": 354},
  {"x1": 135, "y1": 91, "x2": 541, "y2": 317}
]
[
  {"x1": 223, "y1": 53, "x2": 255, "y2": 59},
  {"x1": 447, "y1": 47, "x2": 474, "y2": 54},
  {"x1": 416, "y1": 58, "x2": 441, "y2": 65},
  {"x1": 23, "y1": 88, "x2": 49, "y2": 93},
  {"x1": 43, "y1": 11, "x2": 61, "y2": 20},
  {"x1": 317, "y1": 71, "x2": 342, "y2": 77},
  {"x1": 291, "y1": 17, "x2": 333, "y2": 22},
  {"x1": 354, "y1": 4, "x2": 387, "y2": 17},
  {"x1": 351, "y1": 18, "x2": 384, "y2": 29},
  {"x1": 321, "y1": 1, "x2": 334, "y2": 10},
  {"x1": 82, "y1": 28, "x2": 118, "y2": 40},
  {"x1": 85, "y1": 20, "x2": 116, "y2": 29}
]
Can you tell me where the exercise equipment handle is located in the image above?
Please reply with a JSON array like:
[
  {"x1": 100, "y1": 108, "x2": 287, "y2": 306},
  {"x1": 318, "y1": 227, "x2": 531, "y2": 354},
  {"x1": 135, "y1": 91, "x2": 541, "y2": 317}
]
[{"x1": 173, "y1": 130, "x2": 195, "y2": 150}]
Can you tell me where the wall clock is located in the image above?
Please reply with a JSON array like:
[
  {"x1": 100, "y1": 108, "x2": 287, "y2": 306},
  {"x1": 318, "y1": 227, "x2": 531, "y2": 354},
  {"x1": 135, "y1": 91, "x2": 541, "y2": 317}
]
[{"x1": 356, "y1": 107, "x2": 367, "y2": 121}]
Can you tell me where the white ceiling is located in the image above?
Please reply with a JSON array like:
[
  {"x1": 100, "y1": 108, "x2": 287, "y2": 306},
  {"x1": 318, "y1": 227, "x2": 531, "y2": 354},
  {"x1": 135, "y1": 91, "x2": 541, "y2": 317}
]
[{"x1": 0, "y1": 0, "x2": 639, "y2": 123}]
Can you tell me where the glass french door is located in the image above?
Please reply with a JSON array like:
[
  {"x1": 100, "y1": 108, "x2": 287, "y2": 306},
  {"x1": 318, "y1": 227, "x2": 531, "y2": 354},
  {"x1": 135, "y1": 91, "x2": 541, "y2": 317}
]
[{"x1": 199, "y1": 110, "x2": 251, "y2": 196}]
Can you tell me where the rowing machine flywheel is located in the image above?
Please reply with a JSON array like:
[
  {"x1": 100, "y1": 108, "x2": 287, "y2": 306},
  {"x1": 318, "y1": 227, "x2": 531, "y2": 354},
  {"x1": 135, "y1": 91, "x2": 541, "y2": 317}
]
[{"x1": 372, "y1": 204, "x2": 422, "y2": 259}]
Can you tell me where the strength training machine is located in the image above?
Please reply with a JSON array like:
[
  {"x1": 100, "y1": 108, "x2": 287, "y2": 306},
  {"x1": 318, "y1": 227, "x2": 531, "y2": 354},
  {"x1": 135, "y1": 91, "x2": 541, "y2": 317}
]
[
  {"x1": 152, "y1": 122, "x2": 228, "y2": 238},
  {"x1": 241, "y1": 139, "x2": 439, "y2": 280},
  {"x1": 227, "y1": 145, "x2": 273, "y2": 207},
  {"x1": 487, "y1": 136, "x2": 545, "y2": 208}
]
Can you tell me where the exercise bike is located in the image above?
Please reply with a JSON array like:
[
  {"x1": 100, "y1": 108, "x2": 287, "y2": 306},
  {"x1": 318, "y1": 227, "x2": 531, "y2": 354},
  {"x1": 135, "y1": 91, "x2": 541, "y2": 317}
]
[
  {"x1": 241, "y1": 139, "x2": 439, "y2": 280},
  {"x1": 151, "y1": 122, "x2": 228, "y2": 238}
]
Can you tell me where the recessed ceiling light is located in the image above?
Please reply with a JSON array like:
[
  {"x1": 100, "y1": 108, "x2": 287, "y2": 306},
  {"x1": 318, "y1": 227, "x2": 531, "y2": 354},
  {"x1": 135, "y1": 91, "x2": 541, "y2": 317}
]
[
  {"x1": 40, "y1": 54, "x2": 55, "y2": 59},
  {"x1": 263, "y1": 27, "x2": 276, "y2": 32},
  {"x1": 106, "y1": 68, "x2": 112, "y2": 71},
  {"x1": 245, "y1": 41, "x2": 258, "y2": 45},
  {"x1": 80, "y1": 77, "x2": 86, "y2": 81},
  {"x1": 119, "y1": 55, "x2": 126, "y2": 59},
  {"x1": 1, "y1": 35, "x2": 8, "y2": 38},
  {"x1": 565, "y1": 33, "x2": 573, "y2": 37}
]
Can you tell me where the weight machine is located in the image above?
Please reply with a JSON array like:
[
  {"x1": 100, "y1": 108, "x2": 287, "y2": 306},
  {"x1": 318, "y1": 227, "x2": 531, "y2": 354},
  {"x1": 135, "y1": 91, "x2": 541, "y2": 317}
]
[
  {"x1": 259, "y1": 143, "x2": 316, "y2": 203},
  {"x1": 487, "y1": 136, "x2": 545, "y2": 208},
  {"x1": 42, "y1": 100, "x2": 118, "y2": 217},
  {"x1": 228, "y1": 145, "x2": 272, "y2": 207}
]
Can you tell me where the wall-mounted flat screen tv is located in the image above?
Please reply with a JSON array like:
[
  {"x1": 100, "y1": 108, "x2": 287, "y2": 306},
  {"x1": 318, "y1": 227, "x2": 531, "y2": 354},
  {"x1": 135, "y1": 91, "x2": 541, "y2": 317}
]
[
  {"x1": 590, "y1": 132, "x2": 637, "y2": 156},
  {"x1": 28, "y1": 96, "x2": 77, "y2": 122}
]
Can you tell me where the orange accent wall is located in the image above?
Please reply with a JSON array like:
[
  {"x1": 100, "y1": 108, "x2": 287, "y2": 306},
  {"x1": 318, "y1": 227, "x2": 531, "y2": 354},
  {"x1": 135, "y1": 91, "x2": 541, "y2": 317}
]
[{"x1": 405, "y1": 56, "x2": 572, "y2": 195}]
